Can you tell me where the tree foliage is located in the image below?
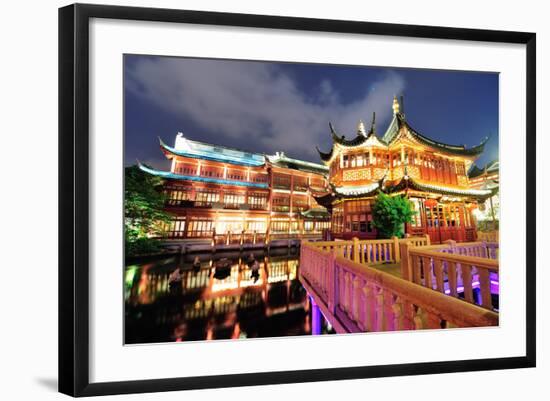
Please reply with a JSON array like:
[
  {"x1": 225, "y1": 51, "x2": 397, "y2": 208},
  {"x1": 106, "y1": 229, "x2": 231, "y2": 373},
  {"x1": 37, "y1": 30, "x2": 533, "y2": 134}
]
[
  {"x1": 125, "y1": 165, "x2": 172, "y2": 256},
  {"x1": 371, "y1": 192, "x2": 415, "y2": 239}
]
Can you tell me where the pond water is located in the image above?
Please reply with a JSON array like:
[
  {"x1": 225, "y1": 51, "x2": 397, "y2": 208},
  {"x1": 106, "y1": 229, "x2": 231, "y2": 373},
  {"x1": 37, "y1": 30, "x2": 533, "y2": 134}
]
[{"x1": 124, "y1": 248, "x2": 334, "y2": 344}]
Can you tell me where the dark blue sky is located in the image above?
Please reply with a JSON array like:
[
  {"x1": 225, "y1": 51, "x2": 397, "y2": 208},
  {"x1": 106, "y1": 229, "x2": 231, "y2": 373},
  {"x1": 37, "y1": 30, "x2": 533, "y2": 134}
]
[{"x1": 124, "y1": 55, "x2": 498, "y2": 170}]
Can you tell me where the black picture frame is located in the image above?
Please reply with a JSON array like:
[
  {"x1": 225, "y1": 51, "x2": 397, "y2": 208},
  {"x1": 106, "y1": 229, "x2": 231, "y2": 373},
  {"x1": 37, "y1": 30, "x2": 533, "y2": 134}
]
[{"x1": 59, "y1": 3, "x2": 536, "y2": 397}]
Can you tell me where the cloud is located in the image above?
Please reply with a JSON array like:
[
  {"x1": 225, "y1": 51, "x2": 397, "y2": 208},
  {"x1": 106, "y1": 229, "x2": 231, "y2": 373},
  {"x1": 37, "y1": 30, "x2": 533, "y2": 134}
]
[{"x1": 126, "y1": 57, "x2": 405, "y2": 161}]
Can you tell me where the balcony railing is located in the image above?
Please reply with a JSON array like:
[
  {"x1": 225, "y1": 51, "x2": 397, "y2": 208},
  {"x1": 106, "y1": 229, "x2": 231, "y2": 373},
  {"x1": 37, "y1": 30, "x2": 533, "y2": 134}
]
[
  {"x1": 300, "y1": 242, "x2": 498, "y2": 333},
  {"x1": 166, "y1": 200, "x2": 267, "y2": 211},
  {"x1": 400, "y1": 240, "x2": 499, "y2": 311}
]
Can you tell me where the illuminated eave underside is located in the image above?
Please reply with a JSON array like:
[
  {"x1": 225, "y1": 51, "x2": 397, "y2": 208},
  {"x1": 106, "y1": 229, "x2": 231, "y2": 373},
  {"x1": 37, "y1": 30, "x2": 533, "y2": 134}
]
[
  {"x1": 138, "y1": 163, "x2": 269, "y2": 189},
  {"x1": 266, "y1": 154, "x2": 328, "y2": 175},
  {"x1": 333, "y1": 182, "x2": 380, "y2": 196},
  {"x1": 329, "y1": 177, "x2": 496, "y2": 200},
  {"x1": 404, "y1": 179, "x2": 495, "y2": 197},
  {"x1": 160, "y1": 141, "x2": 266, "y2": 167}
]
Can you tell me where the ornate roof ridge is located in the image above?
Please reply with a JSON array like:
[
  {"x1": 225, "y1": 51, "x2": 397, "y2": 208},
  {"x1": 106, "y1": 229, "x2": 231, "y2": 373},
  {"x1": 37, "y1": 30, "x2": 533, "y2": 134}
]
[
  {"x1": 393, "y1": 115, "x2": 489, "y2": 157},
  {"x1": 138, "y1": 161, "x2": 269, "y2": 188},
  {"x1": 159, "y1": 135, "x2": 266, "y2": 167}
]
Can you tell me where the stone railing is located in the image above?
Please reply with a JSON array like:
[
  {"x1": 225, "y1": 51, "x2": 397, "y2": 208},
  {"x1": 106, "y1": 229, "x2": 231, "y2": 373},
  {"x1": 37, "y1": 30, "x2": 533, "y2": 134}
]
[
  {"x1": 477, "y1": 230, "x2": 499, "y2": 243},
  {"x1": 399, "y1": 245, "x2": 499, "y2": 311},
  {"x1": 423, "y1": 240, "x2": 499, "y2": 260},
  {"x1": 305, "y1": 235, "x2": 430, "y2": 264},
  {"x1": 300, "y1": 242, "x2": 498, "y2": 333}
]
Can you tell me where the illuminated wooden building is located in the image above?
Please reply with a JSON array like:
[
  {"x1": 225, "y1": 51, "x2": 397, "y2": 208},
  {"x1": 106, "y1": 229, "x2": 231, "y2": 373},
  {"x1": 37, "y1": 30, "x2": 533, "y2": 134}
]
[
  {"x1": 315, "y1": 96, "x2": 497, "y2": 243},
  {"x1": 469, "y1": 160, "x2": 499, "y2": 227},
  {"x1": 139, "y1": 133, "x2": 330, "y2": 239}
]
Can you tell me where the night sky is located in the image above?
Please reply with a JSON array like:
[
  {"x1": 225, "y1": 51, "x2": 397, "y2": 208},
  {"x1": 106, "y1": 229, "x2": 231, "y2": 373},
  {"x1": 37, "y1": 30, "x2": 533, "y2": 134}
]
[{"x1": 124, "y1": 55, "x2": 499, "y2": 170}]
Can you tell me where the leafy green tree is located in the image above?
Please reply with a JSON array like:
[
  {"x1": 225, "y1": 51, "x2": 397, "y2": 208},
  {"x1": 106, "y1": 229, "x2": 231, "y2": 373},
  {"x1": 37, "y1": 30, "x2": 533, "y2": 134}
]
[
  {"x1": 371, "y1": 192, "x2": 415, "y2": 239},
  {"x1": 125, "y1": 165, "x2": 172, "y2": 257}
]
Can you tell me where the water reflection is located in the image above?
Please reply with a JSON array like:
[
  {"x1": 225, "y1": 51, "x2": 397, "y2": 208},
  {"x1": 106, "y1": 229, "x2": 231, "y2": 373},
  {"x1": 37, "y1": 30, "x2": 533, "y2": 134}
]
[{"x1": 125, "y1": 248, "x2": 334, "y2": 344}]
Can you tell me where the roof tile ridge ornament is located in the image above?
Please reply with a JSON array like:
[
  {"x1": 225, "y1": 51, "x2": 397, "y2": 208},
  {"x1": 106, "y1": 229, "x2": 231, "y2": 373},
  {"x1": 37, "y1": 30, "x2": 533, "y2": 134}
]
[
  {"x1": 367, "y1": 112, "x2": 376, "y2": 137},
  {"x1": 392, "y1": 95, "x2": 400, "y2": 115},
  {"x1": 329, "y1": 121, "x2": 343, "y2": 141},
  {"x1": 357, "y1": 119, "x2": 367, "y2": 137},
  {"x1": 378, "y1": 170, "x2": 388, "y2": 192}
]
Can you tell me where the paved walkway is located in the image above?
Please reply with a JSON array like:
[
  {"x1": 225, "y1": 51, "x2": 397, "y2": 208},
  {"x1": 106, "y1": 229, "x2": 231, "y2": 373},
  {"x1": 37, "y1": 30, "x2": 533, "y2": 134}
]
[{"x1": 369, "y1": 262, "x2": 402, "y2": 278}]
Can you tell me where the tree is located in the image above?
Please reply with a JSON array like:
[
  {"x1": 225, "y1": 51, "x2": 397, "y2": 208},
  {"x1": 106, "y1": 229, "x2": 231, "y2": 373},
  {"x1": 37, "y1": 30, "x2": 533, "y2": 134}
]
[
  {"x1": 371, "y1": 192, "x2": 415, "y2": 239},
  {"x1": 125, "y1": 165, "x2": 172, "y2": 257}
]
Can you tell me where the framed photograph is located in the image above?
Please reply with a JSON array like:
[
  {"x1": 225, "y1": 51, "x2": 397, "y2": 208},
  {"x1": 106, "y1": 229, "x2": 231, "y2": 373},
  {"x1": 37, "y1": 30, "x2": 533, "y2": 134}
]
[{"x1": 59, "y1": 3, "x2": 536, "y2": 397}]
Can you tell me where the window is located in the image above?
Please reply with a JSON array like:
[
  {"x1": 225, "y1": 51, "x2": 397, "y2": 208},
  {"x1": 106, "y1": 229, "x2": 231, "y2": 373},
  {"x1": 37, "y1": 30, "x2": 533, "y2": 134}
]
[
  {"x1": 195, "y1": 190, "x2": 219, "y2": 207},
  {"x1": 253, "y1": 174, "x2": 268, "y2": 183},
  {"x1": 175, "y1": 163, "x2": 197, "y2": 175},
  {"x1": 271, "y1": 220, "x2": 290, "y2": 233},
  {"x1": 273, "y1": 174, "x2": 291, "y2": 189},
  {"x1": 187, "y1": 218, "x2": 214, "y2": 238},
  {"x1": 201, "y1": 167, "x2": 222, "y2": 178},
  {"x1": 164, "y1": 217, "x2": 186, "y2": 238},
  {"x1": 227, "y1": 169, "x2": 245, "y2": 180},
  {"x1": 292, "y1": 196, "x2": 308, "y2": 212},
  {"x1": 293, "y1": 177, "x2": 308, "y2": 191},
  {"x1": 342, "y1": 155, "x2": 349, "y2": 168},
  {"x1": 223, "y1": 192, "x2": 245, "y2": 208},
  {"x1": 164, "y1": 187, "x2": 192, "y2": 206},
  {"x1": 332, "y1": 205, "x2": 344, "y2": 234},
  {"x1": 272, "y1": 195, "x2": 290, "y2": 212},
  {"x1": 410, "y1": 198, "x2": 422, "y2": 227},
  {"x1": 246, "y1": 220, "x2": 267, "y2": 233},
  {"x1": 247, "y1": 192, "x2": 268, "y2": 209}
]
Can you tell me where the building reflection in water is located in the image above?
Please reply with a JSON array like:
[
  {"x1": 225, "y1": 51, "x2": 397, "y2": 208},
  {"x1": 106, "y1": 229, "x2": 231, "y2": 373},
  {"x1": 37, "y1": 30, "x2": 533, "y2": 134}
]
[{"x1": 124, "y1": 248, "x2": 334, "y2": 344}]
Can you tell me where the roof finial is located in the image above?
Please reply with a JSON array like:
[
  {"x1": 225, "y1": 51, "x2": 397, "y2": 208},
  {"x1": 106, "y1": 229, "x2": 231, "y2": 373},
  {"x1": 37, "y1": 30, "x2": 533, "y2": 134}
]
[
  {"x1": 392, "y1": 95, "x2": 400, "y2": 115},
  {"x1": 357, "y1": 119, "x2": 367, "y2": 136}
]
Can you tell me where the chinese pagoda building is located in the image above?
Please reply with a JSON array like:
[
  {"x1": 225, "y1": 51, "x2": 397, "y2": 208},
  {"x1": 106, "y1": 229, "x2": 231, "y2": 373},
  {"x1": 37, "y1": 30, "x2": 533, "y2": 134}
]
[
  {"x1": 139, "y1": 133, "x2": 330, "y2": 240},
  {"x1": 469, "y1": 160, "x2": 499, "y2": 228},
  {"x1": 315, "y1": 96, "x2": 497, "y2": 243}
]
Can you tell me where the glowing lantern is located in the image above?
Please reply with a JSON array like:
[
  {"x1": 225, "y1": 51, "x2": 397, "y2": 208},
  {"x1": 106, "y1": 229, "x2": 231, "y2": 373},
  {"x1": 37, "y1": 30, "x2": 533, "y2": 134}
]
[{"x1": 424, "y1": 199, "x2": 438, "y2": 208}]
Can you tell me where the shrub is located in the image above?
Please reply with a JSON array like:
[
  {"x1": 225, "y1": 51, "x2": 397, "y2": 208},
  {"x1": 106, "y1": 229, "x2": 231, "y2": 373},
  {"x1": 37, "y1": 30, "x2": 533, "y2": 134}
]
[{"x1": 371, "y1": 192, "x2": 415, "y2": 239}]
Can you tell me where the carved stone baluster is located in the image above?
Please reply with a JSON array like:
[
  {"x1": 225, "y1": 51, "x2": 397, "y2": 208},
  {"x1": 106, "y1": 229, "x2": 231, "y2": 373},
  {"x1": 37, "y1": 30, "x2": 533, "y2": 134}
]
[
  {"x1": 357, "y1": 280, "x2": 367, "y2": 331},
  {"x1": 448, "y1": 261, "x2": 457, "y2": 297},
  {"x1": 413, "y1": 306, "x2": 424, "y2": 330},
  {"x1": 462, "y1": 263, "x2": 474, "y2": 303},
  {"x1": 412, "y1": 255, "x2": 422, "y2": 285},
  {"x1": 366, "y1": 244, "x2": 371, "y2": 264},
  {"x1": 402, "y1": 300, "x2": 416, "y2": 330},
  {"x1": 392, "y1": 298, "x2": 403, "y2": 331},
  {"x1": 375, "y1": 287, "x2": 385, "y2": 331},
  {"x1": 342, "y1": 271, "x2": 350, "y2": 313},
  {"x1": 363, "y1": 283, "x2": 376, "y2": 332},
  {"x1": 423, "y1": 257, "x2": 433, "y2": 289},
  {"x1": 478, "y1": 268, "x2": 492, "y2": 309},
  {"x1": 434, "y1": 258, "x2": 444, "y2": 293},
  {"x1": 352, "y1": 277, "x2": 362, "y2": 325},
  {"x1": 384, "y1": 289, "x2": 396, "y2": 331},
  {"x1": 425, "y1": 311, "x2": 442, "y2": 330}
]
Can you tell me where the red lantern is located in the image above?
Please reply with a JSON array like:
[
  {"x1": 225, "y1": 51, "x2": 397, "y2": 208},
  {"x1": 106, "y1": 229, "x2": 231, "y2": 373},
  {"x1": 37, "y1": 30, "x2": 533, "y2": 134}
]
[{"x1": 424, "y1": 199, "x2": 437, "y2": 208}]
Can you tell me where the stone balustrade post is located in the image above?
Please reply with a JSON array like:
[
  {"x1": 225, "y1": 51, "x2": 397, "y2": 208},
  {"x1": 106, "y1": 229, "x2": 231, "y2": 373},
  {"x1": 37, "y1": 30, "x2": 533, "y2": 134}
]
[
  {"x1": 444, "y1": 239, "x2": 457, "y2": 254},
  {"x1": 352, "y1": 237, "x2": 360, "y2": 263},
  {"x1": 327, "y1": 250, "x2": 337, "y2": 314},
  {"x1": 425, "y1": 234, "x2": 431, "y2": 246},
  {"x1": 399, "y1": 242, "x2": 412, "y2": 281},
  {"x1": 392, "y1": 236, "x2": 400, "y2": 262}
]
